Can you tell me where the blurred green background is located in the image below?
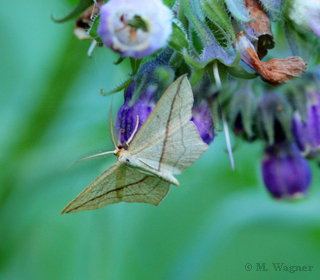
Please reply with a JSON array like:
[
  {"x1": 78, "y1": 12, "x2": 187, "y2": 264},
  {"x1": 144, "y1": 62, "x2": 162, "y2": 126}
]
[{"x1": 1, "y1": 1, "x2": 320, "y2": 279}]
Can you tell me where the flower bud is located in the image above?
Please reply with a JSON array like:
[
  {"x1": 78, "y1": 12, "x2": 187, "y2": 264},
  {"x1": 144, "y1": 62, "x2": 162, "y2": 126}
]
[
  {"x1": 115, "y1": 81, "x2": 156, "y2": 145},
  {"x1": 292, "y1": 89, "x2": 320, "y2": 158},
  {"x1": 262, "y1": 142, "x2": 312, "y2": 199},
  {"x1": 191, "y1": 100, "x2": 214, "y2": 145},
  {"x1": 98, "y1": 0, "x2": 172, "y2": 58}
]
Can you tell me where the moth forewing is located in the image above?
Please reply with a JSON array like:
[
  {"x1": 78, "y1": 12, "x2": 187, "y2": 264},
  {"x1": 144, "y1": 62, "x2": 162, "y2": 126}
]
[
  {"x1": 128, "y1": 75, "x2": 194, "y2": 155},
  {"x1": 128, "y1": 76, "x2": 209, "y2": 174}
]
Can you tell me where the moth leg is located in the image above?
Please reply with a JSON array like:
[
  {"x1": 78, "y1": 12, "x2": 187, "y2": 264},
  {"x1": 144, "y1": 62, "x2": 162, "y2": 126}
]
[{"x1": 92, "y1": 0, "x2": 101, "y2": 13}]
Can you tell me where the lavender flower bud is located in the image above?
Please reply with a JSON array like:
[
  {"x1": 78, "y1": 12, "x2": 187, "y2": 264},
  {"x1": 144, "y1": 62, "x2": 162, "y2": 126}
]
[
  {"x1": 262, "y1": 142, "x2": 312, "y2": 199},
  {"x1": 115, "y1": 81, "x2": 156, "y2": 145},
  {"x1": 191, "y1": 100, "x2": 214, "y2": 145},
  {"x1": 292, "y1": 89, "x2": 320, "y2": 158},
  {"x1": 98, "y1": 0, "x2": 172, "y2": 59}
]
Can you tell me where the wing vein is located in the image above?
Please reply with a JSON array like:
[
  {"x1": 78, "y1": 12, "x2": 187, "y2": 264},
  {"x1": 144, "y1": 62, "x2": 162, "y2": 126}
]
[
  {"x1": 158, "y1": 78, "x2": 185, "y2": 171},
  {"x1": 66, "y1": 176, "x2": 148, "y2": 213}
]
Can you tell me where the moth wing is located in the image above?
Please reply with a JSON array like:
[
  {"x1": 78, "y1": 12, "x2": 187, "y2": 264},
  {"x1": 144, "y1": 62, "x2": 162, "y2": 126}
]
[
  {"x1": 129, "y1": 75, "x2": 193, "y2": 155},
  {"x1": 61, "y1": 163, "x2": 170, "y2": 214},
  {"x1": 129, "y1": 75, "x2": 208, "y2": 174},
  {"x1": 136, "y1": 122, "x2": 209, "y2": 174}
]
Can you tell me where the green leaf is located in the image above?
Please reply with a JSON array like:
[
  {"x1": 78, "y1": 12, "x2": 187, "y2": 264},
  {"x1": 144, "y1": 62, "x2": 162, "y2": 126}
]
[
  {"x1": 223, "y1": 0, "x2": 252, "y2": 22},
  {"x1": 114, "y1": 56, "x2": 127, "y2": 65},
  {"x1": 169, "y1": 20, "x2": 190, "y2": 52},
  {"x1": 88, "y1": 14, "x2": 103, "y2": 43},
  {"x1": 226, "y1": 64, "x2": 258, "y2": 79},
  {"x1": 190, "y1": 68, "x2": 207, "y2": 86},
  {"x1": 51, "y1": 0, "x2": 93, "y2": 23},
  {"x1": 100, "y1": 77, "x2": 134, "y2": 96},
  {"x1": 163, "y1": 0, "x2": 175, "y2": 8},
  {"x1": 183, "y1": 48, "x2": 240, "y2": 70},
  {"x1": 259, "y1": 0, "x2": 283, "y2": 21},
  {"x1": 130, "y1": 58, "x2": 143, "y2": 76},
  {"x1": 200, "y1": 0, "x2": 235, "y2": 41}
]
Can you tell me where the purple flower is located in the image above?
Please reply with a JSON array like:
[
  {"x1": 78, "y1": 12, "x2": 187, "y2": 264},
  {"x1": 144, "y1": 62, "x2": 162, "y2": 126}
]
[
  {"x1": 115, "y1": 81, "x2": 156, "y2": 145},
  {"x1": 292, "y1": 89, "x2": 320, "y2": 158},
  {"x1": 261, "y1": 142, "x2": 312, "y2": 199},
  {"x1": 97, "y1": 0, "x2": 172, "y2": 59},
  {"x1": 191, "y1": 100, "x2": 214, "y2": 145}
]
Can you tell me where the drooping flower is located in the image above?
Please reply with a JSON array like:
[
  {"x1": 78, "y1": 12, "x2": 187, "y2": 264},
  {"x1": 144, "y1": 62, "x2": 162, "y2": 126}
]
[
  {"x1": 261, "y1": 141, "x2": 312, "y2": 199},
  {"x1": 236, "y1": 32, "x2": 307, "y2": 86},
  {"x1": 97, "y1": 0, "x2": 172, "y2": 59},
  {"x1": 292, "y1": 89, "x2": 320, "y2": 158},
  {"x1": 115, "y1": 50, "x2": 174, "y2": 144},
  {"x1": 240, "y1": 0, "x2": 275, "y2": 59},
  {"x1": 191, "y1": 100, "x2": 214, "y2": 145},
  {"x1": 115, "y1": 81, "x2": 157, "y2": 145}
]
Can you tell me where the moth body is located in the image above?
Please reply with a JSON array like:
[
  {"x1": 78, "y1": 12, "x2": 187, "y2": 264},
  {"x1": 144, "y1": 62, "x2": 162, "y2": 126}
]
[{"x1": 117, "y1": 148, "x2": 179, "y2": 186}]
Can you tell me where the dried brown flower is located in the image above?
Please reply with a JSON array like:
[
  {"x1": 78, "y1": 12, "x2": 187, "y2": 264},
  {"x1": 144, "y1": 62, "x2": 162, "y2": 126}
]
[
  {"x1": 243, "y1": 0, "x2": 275, "y2": 59},
  {"x1": 237, "y1": 32, "x2": 307, "y2": 86}
]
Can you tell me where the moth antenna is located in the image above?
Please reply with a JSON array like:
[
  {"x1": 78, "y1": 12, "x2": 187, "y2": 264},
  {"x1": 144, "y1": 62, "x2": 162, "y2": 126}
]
[
  {"x1": 126, "y1": 115, "x2": 139, "y2": 145},
  {"x1": 213, "y1": 62, "x2": 234, "y2": 170},
  {"x1": 109, "y1": 94, "x2": 117, "y2": 149},
  {"x1": 68, "y1": 151, "x2": 115, "y2": 168},
  {"x1": 87, "y1": 40, "x2": 97, "y2": 57}
]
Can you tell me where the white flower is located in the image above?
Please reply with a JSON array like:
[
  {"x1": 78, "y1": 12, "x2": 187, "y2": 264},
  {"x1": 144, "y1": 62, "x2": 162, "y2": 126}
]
[{"x1": 98, "y1": 0, "x2": 172, "y2": 58}]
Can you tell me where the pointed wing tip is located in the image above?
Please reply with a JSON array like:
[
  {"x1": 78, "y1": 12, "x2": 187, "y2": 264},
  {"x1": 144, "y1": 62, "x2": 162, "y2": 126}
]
[
  {"x1": 61, "y1": 204, "x2": 75, "y2": 214},
  {"x1": 60, "y1": 207, "x2": 69, "y2": 215}
]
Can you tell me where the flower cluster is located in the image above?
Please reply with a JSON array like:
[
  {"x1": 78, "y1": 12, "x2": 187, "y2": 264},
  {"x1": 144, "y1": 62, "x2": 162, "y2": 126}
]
[{"x1": 55, "y1": 0, "x2": 320, "y2": 200}]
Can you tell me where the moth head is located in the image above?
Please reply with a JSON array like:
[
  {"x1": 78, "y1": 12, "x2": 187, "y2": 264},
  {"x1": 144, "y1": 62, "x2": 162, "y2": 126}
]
[{"x1": 118, "y1": 152, "x2": 135, "y2": 166}]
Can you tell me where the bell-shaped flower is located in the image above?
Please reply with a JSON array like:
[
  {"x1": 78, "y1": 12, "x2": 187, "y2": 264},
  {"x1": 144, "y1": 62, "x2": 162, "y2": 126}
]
[
  {"x1": 115, "y1": 49, "x2": 174, "y2": 144},
  {"x1": 115, "y1": 81, "x2": 156, "y2": 145},
  {"x1": 261, "y1": 141, "x2": 312, "y2": 199},
  {"x1": 191, "y1": 100, "x2": 214, "y2": 145},
  {"x1": 98, "y1": 0, "x2": 172, "y2": 59},
  {"x1": 292, "y1": 89, "x2": 320, "y2": 158}
]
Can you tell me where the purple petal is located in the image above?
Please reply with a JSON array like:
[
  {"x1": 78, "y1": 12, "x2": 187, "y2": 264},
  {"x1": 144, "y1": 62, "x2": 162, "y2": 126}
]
[
  {"x1": 191, "y1": 101, "x2": 214, "y2": 145},
  {"x1": 262, "y1": 142, "x2": 312, "y2": 199}
]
